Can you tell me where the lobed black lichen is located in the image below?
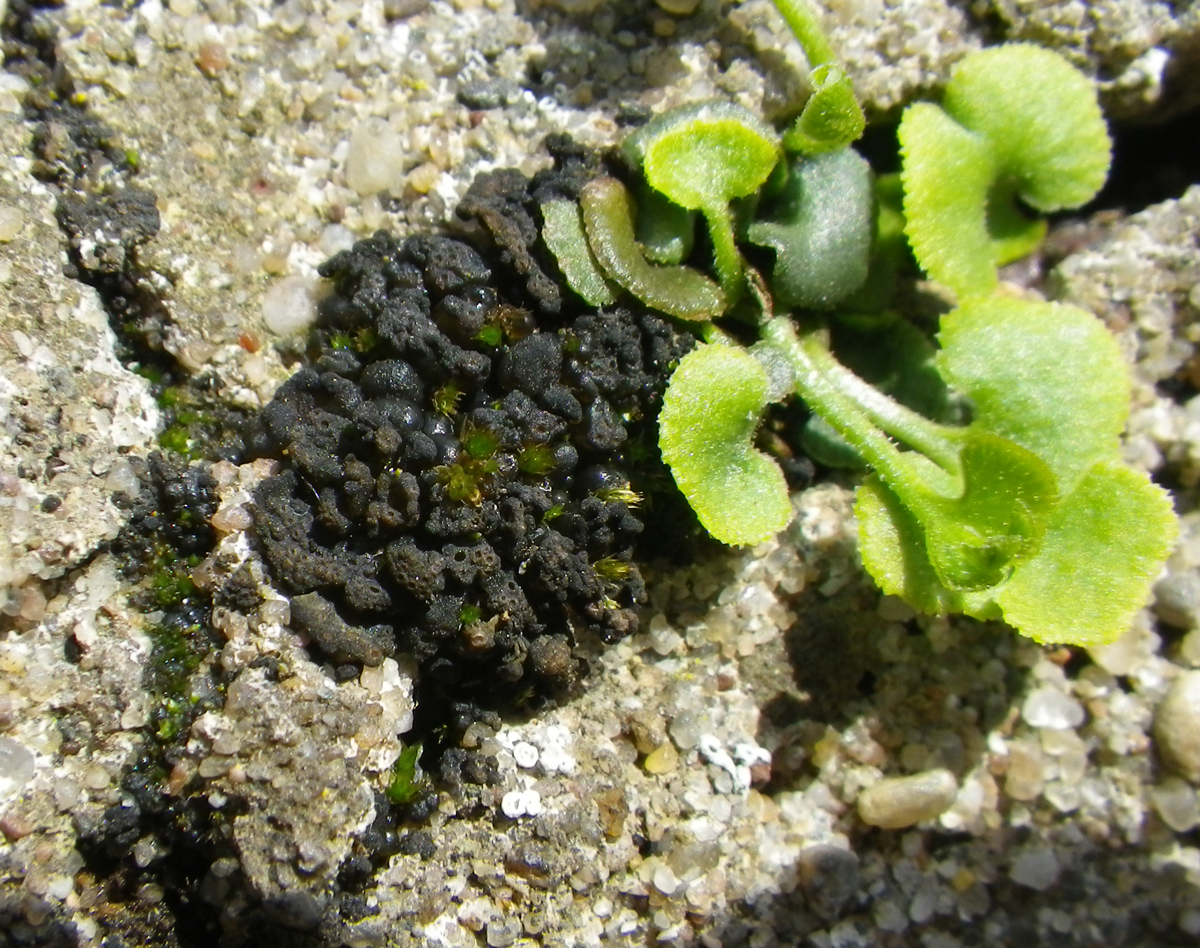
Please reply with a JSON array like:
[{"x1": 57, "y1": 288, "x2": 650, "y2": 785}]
[{"x1": 249, "y1": 150, "x2": 694, "y2": 719}]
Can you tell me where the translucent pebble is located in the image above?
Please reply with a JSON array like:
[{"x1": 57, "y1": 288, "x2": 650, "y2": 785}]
[
  {"x1": 210, "y1": 504, "x2": 253, "y2": 533},
  {"x1": 668, "y1": 710, "x2": 705, "y2": 750},
  {"x1": 1022, "y1": 687, "x2": 1085, "y2": 729},
  {"x1": 1043, "y1": 780, "x2": 1081, "y2": 814},
  {"x1": 0, "y1": 737, "x2": 35, "y2": 801},
  {"x1": 1151, "y1": 776, "x2": 1200, "y2": 832},
  {"x1": 83, "y1": 764, "x2": 112, "y2": 789},
  {"x1": 105, "y1": 458, "x2": 140, "y2": 497},
  {"x1": 1179, "y1": 908, "x2": 1200, "y2": 936},
  {"x1": 857, "y1": 769, "x2": 958, "y2": 829},
  {"x1": 344, "y1": 118, "x2": 407, "y2": 196},
  {"x1": 875, "y1": 899, "x2": 908, "y2": 933},
  {"x1": 1009, "y1": 847, "x2": 1060, "y2": 890},
  {"x1": 652, "y1": 865, "x2": 680, "y2": 896},
  {"x1": 261, "y1": 275, "x2": 318, "y2": 335},
  {"x1": 0, "y1": 204, "x2": 24, "y2": 242},
  {"x1": 486, "y1": 917, "x2": 522, "y2": 948},
  {"x1": 319, "y1": 224, "x2": 356, "y2": 257},
  {"x1": 642, "y1": 742, "x2": 678, "y2": 775},
  {"x1": 908, "y1": 884, "x2": 937, "y2": 923},
  {"x1": 1155, "y1": 671, "x2": 1200, "y2": 782},
  {"x1": 1004, "y1": 740, "x2": 1045, "y2": 802},
  {"x1": 1039, "y1": 727, "x2": 1085, "y2": 757}
]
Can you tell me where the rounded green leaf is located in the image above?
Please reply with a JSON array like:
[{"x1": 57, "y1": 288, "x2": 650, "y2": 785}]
[
  {"x1": 746, "y1": 148, "x2": 874, "y2": 310},
  {"x1": 943, "y1": 44, "x2": 1111, "y2": 212},
  {"x1": 659, "y1": 345, "x2": 792, "y2": 546},
  {"x1": 910, "y1": 431, "x2": 1057, "y2": 592},
  {"x1": 855, "y1": 475, "x2": 964, "y2": 616},
  {"x1": 898, "y1": 102, "x2": 998, "y2": 298},
  {"x1": 627, "y1": 100, "x2": 782, "y2": 213},
  {"x1": 937, "y1": 296, "x2": 1129, "y2": 492},
  {"x1": 996, "y1": 460, "x2": 1178, "y2": 646}
]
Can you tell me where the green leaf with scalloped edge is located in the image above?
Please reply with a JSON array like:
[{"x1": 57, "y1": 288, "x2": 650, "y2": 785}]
[
  {"x1": 989, "y1": 461, "x2": 1177, "y2": 646},
  {"x1": 626, "y1": 100, "x2": 781, "y2": 212},
  {"x1": 943, "y1": 43, "x2": 1111, "y2": 213},
  {"x1": 899, "y1": 45, "x2": 1111, "y2": 299},
  {"x1": 782, "y1": 62, "x2": 866, "y2": 155},
  {"x1": 854, "y1": 293, "x2": 1177, "y2": 646},
  {"x1": 898, "y1": 102, "x2": 998, "y2": 298},
  {"x1": 625, "y1": 100, "x2": 781, "y2": 291},
  {"x1": 659, "y1": 344, "x2": 792, "y2": 546},
  {"x1": 856, "y1": 475, "x2": 965, "y2": 616},
  {"x1": 894, "y1": 430, "x2": 1057, "y2": 592},
  {"x1": 859, "y1": 456, "x2": 1178, "y2": 646},
  {"x1": 937, "y1": 295, "x2": 1130, "y2": 492}
]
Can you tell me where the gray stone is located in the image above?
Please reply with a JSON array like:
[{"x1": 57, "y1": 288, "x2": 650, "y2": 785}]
[
  {"x1": 1155, "y1": 571, "x2": 1200, "y2": 629},
  {"x1": 975, "y1": 0, "x2": 1200, "y2": 120},
  {"x1": 0, "y1": 112, "x2": 158, "y2": 619},
  {"x1": 1156, "y1": 670, "x2": 1200, "y2": 782},
  {"x1": 796, "y1": 844, "x2": 861, "y2": 919}
]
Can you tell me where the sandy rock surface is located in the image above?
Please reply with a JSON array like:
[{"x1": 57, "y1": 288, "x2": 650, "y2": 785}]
[{"x1": 3, "y1": 0, "x2": 1200, "y2": 946}]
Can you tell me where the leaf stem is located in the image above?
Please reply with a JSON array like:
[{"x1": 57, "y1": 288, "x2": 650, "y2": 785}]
[
  {"x1": 769, "y1": 0, "x2": 835, "y2": 68},
  {"x1": 703, "y1": 202, "x2": 744, "y2": 297},
  {"x1": 761, "y1": 317, "x2": 962, "y2": 476}
]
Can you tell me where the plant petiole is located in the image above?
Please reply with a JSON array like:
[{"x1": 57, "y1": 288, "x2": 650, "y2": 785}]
[{"x1": 760, "y1": 318, "x2": 962, "y2": 477}]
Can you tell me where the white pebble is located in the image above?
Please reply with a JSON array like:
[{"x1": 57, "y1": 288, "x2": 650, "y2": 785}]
[
  {"x1": 1009, "y1": 847, "x2": 1060, "y2": 891},
  {"x1": 261, "y1": 275, "x2": 318, "y2": 336},
  {"x1": 652, "y1": 865, "x2": 680, "y2": 897},
  {"x1": 539, "y1": 744, "x2": 575, "y2": 774},
  {"x1": 1180, "y1": 907, "x2": 1200, "y2": 937},
  {"x1": 500, "y1": 789, "x2": 542, "y2": 819},
  {"x1": 1022, "y1": 687, "x2": 1085, "y2": 729},
  {"x1": 319, "y1": 224, "x2": 356, "y2": 257},
  {"x1": 512, "y1": 741, "x2": 539, "y2": 769},
  {"x1": 699, "y1": 734, "x2": 749, "y2": 790}
]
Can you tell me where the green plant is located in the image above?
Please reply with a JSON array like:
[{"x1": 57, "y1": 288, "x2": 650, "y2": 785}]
[
  {"x1": 541, "y1": 4, "x2": 1177, "y2": 647},
  {"x1": 386, "y1": 742, "x2": 425, "y2": 805}
]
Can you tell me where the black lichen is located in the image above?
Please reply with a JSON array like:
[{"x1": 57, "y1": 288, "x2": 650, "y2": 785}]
[{"x1": 250, "y1": 157, "x2": 693, "y2": 720}]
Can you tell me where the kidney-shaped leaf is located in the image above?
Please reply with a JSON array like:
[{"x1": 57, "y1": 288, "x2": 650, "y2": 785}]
[
  {"x1": 746, "y1": 148, "x2": 874, "y2": 310},
  {"x1": 898, "y1": 102, "x2": 998, "y2": 299},
  {"x1": 900, "y1": 430, "x2": 1058, "y2": 593},
  {"x1": 943, "y1": 43, "x2": 1111, "y2": 213},
  {"x1": 659, "y1": 345, "x2": 792, "y2": 546},
  {"x1": 994, "y1": 460, "x2": 1178, "y2": 646},
  {"x1": 937, "y1": 296, "x2": 1129, "y2": 493},
  {"x1": 626, "y1": 100, "x2": 782, "y2": 213}
]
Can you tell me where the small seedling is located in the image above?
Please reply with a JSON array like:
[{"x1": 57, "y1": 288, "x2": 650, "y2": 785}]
[{"x1": 540, "y1": 1, "x2": 1177, "y2": 648}]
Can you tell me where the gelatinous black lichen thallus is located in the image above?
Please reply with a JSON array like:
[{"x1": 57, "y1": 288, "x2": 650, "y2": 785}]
[{"x1": 248, "y1": 151, "x2": 694, "y2": 723}]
